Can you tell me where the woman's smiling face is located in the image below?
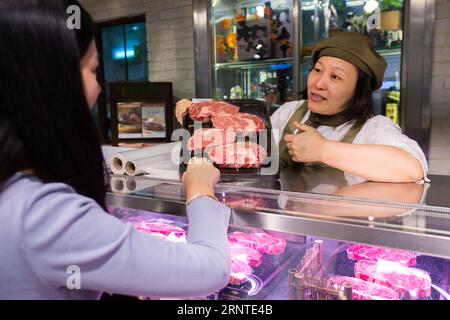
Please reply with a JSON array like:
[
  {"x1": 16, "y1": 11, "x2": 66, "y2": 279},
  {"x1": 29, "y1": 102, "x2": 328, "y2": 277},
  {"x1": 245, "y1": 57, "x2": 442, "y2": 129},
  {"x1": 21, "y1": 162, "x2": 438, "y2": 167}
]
[{"x1": 307, "y1": 56, "x2": 359, "y2": 115}]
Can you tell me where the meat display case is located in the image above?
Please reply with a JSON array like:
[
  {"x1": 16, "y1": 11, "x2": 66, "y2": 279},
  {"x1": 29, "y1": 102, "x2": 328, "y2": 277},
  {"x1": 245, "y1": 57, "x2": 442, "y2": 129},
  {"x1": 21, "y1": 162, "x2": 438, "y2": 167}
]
[{"x1": 106, "y1": 171, "x2": 450, "y2": 300}]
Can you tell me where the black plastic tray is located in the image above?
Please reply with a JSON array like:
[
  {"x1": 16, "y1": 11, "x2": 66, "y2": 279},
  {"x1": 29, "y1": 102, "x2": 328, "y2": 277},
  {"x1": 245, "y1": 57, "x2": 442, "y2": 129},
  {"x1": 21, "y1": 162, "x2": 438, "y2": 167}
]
[{"x1": 179, "y1": 99, "x2": 279, "y2": 181}]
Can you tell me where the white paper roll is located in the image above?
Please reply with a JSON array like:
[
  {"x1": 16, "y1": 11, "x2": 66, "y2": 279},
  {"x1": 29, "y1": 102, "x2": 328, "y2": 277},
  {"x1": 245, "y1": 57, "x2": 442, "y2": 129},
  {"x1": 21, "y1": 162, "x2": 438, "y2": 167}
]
[
  {"x1": 124, "y1": 177, "x2": 159, "y2": 193},
  {"x1": 110, "y1": 176, "x2": 127, "y2": 194},
  {"x1": 110, "y1": 153, "x2": 127, "y2": 175},
  {"x1": 109, "y1": 142, "x2": 181, "y2": 175},
  {"x1": 125, "y1": 154, "x2": 179, "y2": 177},
  {"x1": 110, "y1": 176, "x2": 160, "y2": 194}
]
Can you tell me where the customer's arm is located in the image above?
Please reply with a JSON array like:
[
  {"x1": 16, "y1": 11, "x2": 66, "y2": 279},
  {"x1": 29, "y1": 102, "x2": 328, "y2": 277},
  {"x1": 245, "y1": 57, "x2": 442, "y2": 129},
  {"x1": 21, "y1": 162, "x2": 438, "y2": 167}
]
[{"x1": 22, "y1": 161, "x2": 230, "y2": 298}]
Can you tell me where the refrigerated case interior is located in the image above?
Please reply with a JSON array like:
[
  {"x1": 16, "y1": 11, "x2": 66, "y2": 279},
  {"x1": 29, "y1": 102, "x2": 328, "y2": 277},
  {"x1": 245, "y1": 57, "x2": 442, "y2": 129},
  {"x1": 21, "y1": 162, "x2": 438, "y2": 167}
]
[
  {"x1": 109, "y1": 205, "x2": 450, "y2": 300},
  {"x1": 212, "y1": 0, "x2": 295, "y2": 110}
]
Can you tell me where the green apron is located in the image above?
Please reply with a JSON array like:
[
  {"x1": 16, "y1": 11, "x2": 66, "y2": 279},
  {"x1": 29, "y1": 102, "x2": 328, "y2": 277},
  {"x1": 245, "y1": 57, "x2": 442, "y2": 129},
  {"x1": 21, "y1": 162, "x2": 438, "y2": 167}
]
[{"x1": 279, "y1": 101, "x2": 366, "y2": 167}]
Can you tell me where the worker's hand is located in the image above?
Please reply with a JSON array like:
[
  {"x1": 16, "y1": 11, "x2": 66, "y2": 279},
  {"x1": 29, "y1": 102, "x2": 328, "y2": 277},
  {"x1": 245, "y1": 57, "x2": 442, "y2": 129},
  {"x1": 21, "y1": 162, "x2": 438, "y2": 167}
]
[
  {"x1": 176, "y1": 99, "x2": 193, "y2": 124},
  {"x1": 284, "y1": 121, "x2": 327, "y2": 163},
  {"x1": 182, "y1": 157, "x2": 220, "y2": 199}
]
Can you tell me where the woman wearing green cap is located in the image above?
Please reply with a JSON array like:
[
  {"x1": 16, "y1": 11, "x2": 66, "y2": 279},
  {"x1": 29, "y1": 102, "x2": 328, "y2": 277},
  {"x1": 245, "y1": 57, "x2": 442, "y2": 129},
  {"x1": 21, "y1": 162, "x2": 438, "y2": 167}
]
[{"x1": 176, "y1": 32, "x2": 427, "y2": 183}]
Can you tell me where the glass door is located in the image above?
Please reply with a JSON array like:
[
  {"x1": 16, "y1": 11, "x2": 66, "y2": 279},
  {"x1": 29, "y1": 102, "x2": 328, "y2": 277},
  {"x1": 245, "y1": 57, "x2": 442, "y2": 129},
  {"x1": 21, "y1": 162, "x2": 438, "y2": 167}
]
[{"x1": 212, "y1": 0, "x2": 296, "y2": 112}]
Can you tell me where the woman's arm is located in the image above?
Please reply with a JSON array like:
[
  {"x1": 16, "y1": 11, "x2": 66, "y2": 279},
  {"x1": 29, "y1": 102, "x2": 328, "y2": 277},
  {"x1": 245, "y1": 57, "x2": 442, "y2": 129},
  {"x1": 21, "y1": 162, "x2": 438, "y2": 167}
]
[
  {"x1": 285, "y1": 122, "x2": 424, "y2": 183},
  {"x1": 23, "y1": 160, "x2": 230, "y2": 298},
  {"x1": 321, "y1": 141, "x2": 424, "y2": 183}
]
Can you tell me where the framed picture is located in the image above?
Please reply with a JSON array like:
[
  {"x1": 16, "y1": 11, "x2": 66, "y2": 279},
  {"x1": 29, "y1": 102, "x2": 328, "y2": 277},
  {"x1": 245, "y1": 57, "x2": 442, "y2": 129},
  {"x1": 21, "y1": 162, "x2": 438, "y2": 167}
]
[
  {"x1": 141, "y1": 103, "x2": 167, "y2": 138},
  {"x1": 117, "y1": 102, "x2": 143, "y2": 139},
  {"x1": 110, "y1": 82, "x2": 173, "y2": 146}
]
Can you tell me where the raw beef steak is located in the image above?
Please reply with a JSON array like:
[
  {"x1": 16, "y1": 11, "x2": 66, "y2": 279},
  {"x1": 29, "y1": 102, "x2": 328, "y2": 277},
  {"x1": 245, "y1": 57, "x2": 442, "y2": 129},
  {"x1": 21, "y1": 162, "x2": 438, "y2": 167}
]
[
  {"x1": 189, "y1": 101, "x2": 239, "y2": 122},
  {"x1": 354, "y1": 260, "x2": 432, "y2": 298},
  {"x1": 212, "y1": 112, "x2": 266, "y2": 134},
  {"x1": 135, "y1": 221, "x2": 186, "y2": 238},
  {"x1": 206, "y1": 141, "x2": 266, "y2": 168},
  {"x1": 228, "y1": 232, "x2": 286, "y2": 255},
  {"x1": 188, "y1": 128, "x2": 236, "y2": 151},
  {"x1": 229, "y1": 259, "x2": 253, "y2": 285},
  {"x1": 347, "y1": 244, "x2": 417, "y2": 267},
  {"x1": 229, "y1": 243, "x2": 263, "y2": 267},
  {"x1": 327, "y1": 275, "x2": 400, "y2": 300}
]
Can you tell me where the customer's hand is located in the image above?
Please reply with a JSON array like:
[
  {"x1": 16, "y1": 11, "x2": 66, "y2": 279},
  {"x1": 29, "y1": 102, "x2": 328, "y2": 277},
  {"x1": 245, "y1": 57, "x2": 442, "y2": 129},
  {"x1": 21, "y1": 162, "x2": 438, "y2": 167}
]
[
  {"x1": 176, "y1": 99, "x2": 194, "y2": 124},
  {"x1": 284, "y1": 121, "x2": 327, "y2": 163},
  {"x1": 182, "y1": 157, "x2": 220, "y2": 200}
]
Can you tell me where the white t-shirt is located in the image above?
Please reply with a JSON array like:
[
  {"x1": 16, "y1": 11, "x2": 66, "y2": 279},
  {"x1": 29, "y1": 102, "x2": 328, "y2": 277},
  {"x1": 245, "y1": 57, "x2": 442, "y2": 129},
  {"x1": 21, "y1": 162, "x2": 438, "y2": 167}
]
[{"x1": 270, "y1": 100, "x2": 429, "y2": 182}]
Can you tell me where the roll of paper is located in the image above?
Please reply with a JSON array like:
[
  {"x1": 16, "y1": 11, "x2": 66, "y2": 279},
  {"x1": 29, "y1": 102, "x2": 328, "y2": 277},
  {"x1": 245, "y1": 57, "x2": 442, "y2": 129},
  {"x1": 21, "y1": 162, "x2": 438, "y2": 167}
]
[
  {"x1": 110, "y1": 176, "x2": 127, "y2": 194},
  {"x1": 125, "y1": 153, "x2": 180, "y2": 177},
  {"x1": 124, "y1": 176, "x2": 159, "y2": 193},
  {"x1": 109, "y1": 142, "x2": 181, "y2": 175},
  {"x1": 110, "y1": 175, "x2": 160, "y2": 194},
  {"x1": 110, "y1": 153, "x2": 127, "y2": 175}
]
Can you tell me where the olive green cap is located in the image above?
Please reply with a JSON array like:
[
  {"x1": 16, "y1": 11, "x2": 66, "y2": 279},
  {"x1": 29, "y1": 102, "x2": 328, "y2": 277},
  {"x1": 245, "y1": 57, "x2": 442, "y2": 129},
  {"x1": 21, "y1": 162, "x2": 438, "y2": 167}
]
[{"x1": 312, "y1": 32, "x2": 387, "y2": 90}]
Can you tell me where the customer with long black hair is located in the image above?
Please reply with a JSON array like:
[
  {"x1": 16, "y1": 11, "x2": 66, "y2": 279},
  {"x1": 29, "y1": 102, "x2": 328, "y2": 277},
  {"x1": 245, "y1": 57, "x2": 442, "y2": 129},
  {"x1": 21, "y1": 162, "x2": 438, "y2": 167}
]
[{"x1": 0, "y1": 1, "x2": 230, "y2": 299}]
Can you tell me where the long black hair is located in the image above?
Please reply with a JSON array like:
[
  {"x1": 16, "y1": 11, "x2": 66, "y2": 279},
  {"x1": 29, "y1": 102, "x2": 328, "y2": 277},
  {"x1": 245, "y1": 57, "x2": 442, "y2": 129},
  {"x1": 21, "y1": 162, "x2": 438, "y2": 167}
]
[
  {"x1": 302, "y1": 69, "x2": 375, "y2": 127},
  {"x1": 0, "y1": 1, "x2": 107, "y2": 209}
]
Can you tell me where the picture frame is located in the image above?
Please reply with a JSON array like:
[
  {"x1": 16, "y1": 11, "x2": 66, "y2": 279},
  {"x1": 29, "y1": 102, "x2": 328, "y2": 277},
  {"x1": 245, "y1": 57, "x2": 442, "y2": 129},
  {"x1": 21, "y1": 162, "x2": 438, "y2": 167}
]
[{"x1": 110, "y1": 81, "x2": 173, "y2": 146}]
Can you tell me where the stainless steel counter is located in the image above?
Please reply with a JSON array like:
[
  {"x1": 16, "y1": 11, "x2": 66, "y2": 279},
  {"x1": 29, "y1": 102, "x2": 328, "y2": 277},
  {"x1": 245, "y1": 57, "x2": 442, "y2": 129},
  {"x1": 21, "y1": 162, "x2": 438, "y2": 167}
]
[{"x1": 106, "y1": 166, "x2": 450, "y2": 259}]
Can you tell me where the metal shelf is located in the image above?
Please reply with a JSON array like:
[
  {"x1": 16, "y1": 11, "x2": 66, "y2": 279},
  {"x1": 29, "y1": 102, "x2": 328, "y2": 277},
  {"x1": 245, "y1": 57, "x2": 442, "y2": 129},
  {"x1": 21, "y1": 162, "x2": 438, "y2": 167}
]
[{"x1": 215, "y1": 57, "x2": 294, "y2": 70}]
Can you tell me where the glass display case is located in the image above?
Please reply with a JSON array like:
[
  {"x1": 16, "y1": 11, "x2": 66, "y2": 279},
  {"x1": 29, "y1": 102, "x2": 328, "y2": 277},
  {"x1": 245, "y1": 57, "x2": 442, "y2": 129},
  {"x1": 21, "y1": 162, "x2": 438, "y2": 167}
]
[{"x1": 106, "y1": 173, "x2": 450, "y2": 300}]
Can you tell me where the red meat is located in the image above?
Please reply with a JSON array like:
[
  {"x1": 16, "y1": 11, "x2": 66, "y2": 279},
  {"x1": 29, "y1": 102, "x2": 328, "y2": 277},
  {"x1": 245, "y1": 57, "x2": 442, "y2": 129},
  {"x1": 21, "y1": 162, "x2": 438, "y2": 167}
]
[
  {"x1": 135, "y1": 221, "x2": 186, "y2": 238},
  {"x1": 188, "y1": 128, "x2": 236, "y2": 151},
  {"x1": 354, "y1": 260, "x2": 432, "y2": 299},
  {"x1": 229, "y1": 243, "x2": 263, "y2": 267},
  {"x1": 211, "y1": 112, "x2": 266, "y2": 134},
  {"x1": 251, "y1": 233, "x2": 286, "y2": 255},
  {"x1": 134, "y1": 222, "x2": 187, "y2": 243},
  {"x1": 229, "y1": 259, "x2": 253, "y2": 285},
  {"x1": 228, "y1": 232, "x2": 286, "y2": 255},
  {"x1": 189, "y1": 101, "x2": 239, "y2": 122},
  {"x1": 327, "y1": 275, "x2": 400, "y2": 300},
  {"x1": 347, "y1": 244, "x2": 417, "y2": 267},
  {"x1": 206, "y1": 141, "x2": 266, "y2": 168}
]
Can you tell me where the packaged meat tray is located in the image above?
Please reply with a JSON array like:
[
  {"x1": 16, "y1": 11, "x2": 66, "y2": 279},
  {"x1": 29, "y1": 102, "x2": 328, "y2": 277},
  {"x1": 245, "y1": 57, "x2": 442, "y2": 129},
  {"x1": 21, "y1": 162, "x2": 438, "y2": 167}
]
[{"x1": 179, "y1": 99, "x2": 279, "y2": 180}]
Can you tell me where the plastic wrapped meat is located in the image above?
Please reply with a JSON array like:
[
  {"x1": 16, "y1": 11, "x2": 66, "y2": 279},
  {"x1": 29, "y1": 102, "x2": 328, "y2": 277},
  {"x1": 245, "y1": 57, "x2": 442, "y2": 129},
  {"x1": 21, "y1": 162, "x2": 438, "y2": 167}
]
[
  {"x1": 354, "y1": 260, "x2": 432, "y2": 299},
  {"x1": 347, "y1": 244, "x2": 417, "y2": 267},
  {"x1": 328, "y1": 275, "x2": 400, "y2": 300},
  {"x1": 188, "y1": 128, "x2": 236, "y2": 151},
  {"x1": 134, "y1": 221, "x2": 187, "y2": 243},
  {"x1": 206, "y1": 142, "x2": 266, "y2": 168},
  {"x1": 228, "y1": 232, "x2": 286, "y2": 255},
  {"x1": 229, "y1": 243, "x2": 263, "y2": 267},
  {"x1": 211, "y1": 112, "x2": 266, "y2": 134},
  {"x1": 189, "y1": 101, "x2": 239, "y2": 122},
  {"x1": 229, "y1": 259, "x2": 253, "y2": 285}
]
